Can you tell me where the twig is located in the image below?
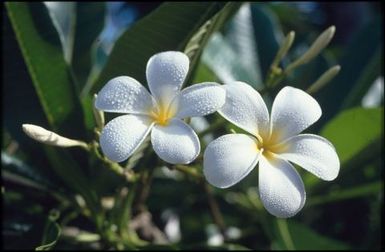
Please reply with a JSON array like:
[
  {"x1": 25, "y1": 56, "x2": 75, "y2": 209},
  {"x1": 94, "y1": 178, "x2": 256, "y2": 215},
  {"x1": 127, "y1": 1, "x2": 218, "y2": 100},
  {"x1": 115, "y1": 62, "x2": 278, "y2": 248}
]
[
  {"x1": 133, "y1": 168, "x2": 155, "y2": 214},
  {"x1": 203, "y1": 181, "x2": 228, "y2": 241}
]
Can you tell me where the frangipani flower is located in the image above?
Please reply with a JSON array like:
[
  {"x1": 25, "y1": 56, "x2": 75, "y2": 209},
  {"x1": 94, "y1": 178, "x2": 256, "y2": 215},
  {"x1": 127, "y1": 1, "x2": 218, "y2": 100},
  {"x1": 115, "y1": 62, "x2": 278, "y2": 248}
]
[
  {"x1": 203, "y1": 82, "x2": 339, "y2": 218},
  {"x1": 95, "y1": 51, "x2": 226, "y2": 164}
]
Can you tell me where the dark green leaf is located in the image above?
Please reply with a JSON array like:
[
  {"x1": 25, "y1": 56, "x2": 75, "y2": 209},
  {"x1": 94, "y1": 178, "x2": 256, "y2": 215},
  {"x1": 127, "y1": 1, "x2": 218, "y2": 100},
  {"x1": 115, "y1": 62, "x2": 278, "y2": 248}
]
[
  {"x1": 307, "y1": 181, "x2": 383, "y2": 207},
  {"x1": 87, "y1": 2, "x2": 227, "y2": 96},
  {"x1": 274, "y1": 219, "x2": 350, "y2": 250},
  {"x1": 43, "y1": 147, "x2": 99, "y2": 215},
  {"x1": 2, "y1": 151, "x2": 55, "y2": 190},
  {"x1": 316, "y1": 16, "x2": 382, "y2": 123},
  {"x1": 184, "y1": 3, "x2": 242, "y2": 85},
  {"x1": 72, "y1": 2, "x2": 105, "y2": 87},
  {"x1": 202, "y1": 3, "x2": 279, "y2": 88},
  {"x1": 5, "y1": 1, "x2": 97, "y2": 206},
  {"x1": 6, "y1": 2, "x2": 86, "y2": 138},
  {"x1": 250, "y1": 3, "x2": 283, "y2": 80},
  {"x1": 341, "y1": 46, "x2": 383, "y2": 109}
]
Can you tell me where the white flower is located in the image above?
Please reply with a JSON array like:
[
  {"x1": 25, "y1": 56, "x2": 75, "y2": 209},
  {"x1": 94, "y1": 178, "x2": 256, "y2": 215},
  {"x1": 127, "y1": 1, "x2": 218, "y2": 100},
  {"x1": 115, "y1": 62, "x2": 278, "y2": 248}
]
[
  {"x1": 203, "y1": 82, "x2": 340, "y2": 218},
  {"x1": 95, "y1": 51, "x2": 226, "y2": 164}
]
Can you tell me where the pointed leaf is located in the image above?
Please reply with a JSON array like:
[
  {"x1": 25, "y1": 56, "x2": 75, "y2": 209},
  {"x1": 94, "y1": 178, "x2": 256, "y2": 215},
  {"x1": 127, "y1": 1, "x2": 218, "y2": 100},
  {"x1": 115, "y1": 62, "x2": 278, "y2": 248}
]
[
  {"x1": 6, "y1": 2, "x2": 86, "y2": 138},
  {"x1": 89, "y1": 2, "x2": 227, "y2": 95}
]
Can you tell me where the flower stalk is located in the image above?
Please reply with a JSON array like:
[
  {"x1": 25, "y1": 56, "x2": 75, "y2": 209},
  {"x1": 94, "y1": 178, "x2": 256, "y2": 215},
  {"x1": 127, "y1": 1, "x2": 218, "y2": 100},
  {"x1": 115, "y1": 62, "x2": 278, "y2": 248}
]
[
  {"x1": 93, "y1": 94, "x2": 105, "y2": 131},
  {"x1": 270, "y1": 31, "x2": 295, "y2": 72}
]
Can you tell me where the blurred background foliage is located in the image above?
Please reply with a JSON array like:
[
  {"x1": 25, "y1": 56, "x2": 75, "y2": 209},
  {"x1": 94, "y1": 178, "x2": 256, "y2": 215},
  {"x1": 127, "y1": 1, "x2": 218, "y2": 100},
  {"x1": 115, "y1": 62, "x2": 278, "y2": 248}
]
[{"x1": 2, "y1": 2, "x2": 383, "y2": 250}]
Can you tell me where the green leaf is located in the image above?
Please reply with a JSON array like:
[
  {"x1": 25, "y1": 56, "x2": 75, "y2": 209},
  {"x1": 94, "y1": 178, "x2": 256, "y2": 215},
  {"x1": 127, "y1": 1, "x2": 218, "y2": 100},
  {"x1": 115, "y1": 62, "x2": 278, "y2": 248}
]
[
  {"x1": 273, "y1": 219, "x2": 350, "y2": 250},
  {"x1": 6, "y1": 2, "x2": 86, "y2": 138},
  {"x1": 316, "y1": 16, "x2": 382, "y2": 123},
  {"x1": 72, "y1": 2, "x2": 106, "y2": 87},
  {"x1": 3, "y1": 5, "x2": 51, "y2": 142},
  {"x1": 43, "y1": 147, "x2": 99, "y2": 215},
  {"x1": 5, "y1": 2, "x2": 97, "y2": 204},
  {"x1": 307, "y1": 181, "x2": 383, "y2": 207},
  {"x1": 303, "y1": 107, "x2": 382, "y2": 187},
  {"x1": 202, "y1": 33, "x2": 261, "y2": 89},
  {"x1": 183, "y1": 2, "x2": 242, "y2": 85},
  {"x1": 191, "y1": 63, "x2": 219, "y2": 84},
  {"x1": 320, "y1": 107, "x2": 383, "y2": 165},
  {"x1": 341, "y1": 46, "x2": 383, "y2": 109},
  {"x1": 250, "y1": 3, "x2": 283, "y2": 80},
  {"x1": 35, "y1": 210, "x2": 61, "y2": 251},
  {"x1": 223, "y1": 2, "x2": 263, "y2": 87},
  {"x1": 2, "y1": 151, "x2": 55, "y2": 190},
  {"x1": 201, "y1": 3, "x2": 279, "y2": 89},
  {"x1": 86, "y1": 2, "x2": 227, "y2": 96}
]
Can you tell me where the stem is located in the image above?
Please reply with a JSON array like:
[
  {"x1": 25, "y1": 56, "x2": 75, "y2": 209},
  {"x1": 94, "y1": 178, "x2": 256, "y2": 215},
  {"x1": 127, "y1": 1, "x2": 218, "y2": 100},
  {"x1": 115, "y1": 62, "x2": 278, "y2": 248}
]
[
  {"x1": 91, "y1": 141, "x2": 137, "y2": 182},
  {"x1": 203, "y1": 181, "x2": 228, "y2": 241},
  {"x1": 169, "y1": 165, "x2": 227, "y2": 240},
  {"x1": 133, "y1": 168, "x2": 155, "y2": 214},
  {"x1": 265, "y1": 71, "x2": 285, "y2": 89},
  {"x1": 276, "y1": 218, "x2": 295, "y2": 250}
]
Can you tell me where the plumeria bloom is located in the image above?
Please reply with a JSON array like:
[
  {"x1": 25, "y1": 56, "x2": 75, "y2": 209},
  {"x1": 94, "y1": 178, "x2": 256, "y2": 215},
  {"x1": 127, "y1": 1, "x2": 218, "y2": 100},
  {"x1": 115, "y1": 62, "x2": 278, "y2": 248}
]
[
  {"x1": 95, "y1": 51, "x2": 226, "y2": 164},
  {"x1": 203, "y1": 82, "x2": 339, "y2": 218}
]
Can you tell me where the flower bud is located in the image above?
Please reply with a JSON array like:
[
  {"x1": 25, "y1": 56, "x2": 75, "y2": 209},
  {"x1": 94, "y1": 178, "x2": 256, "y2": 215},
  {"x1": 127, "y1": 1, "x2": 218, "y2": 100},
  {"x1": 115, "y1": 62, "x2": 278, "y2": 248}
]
[
  {"x1": 307, "y1": 65, "x2": 341, "y2": 94},
  {"x1": 22, "y1": 124, "x2": 88, "y2": 149},
  {"x1": 271, "y1": 31, "x2": 295, "y2": 69},
  {"x1": 286, "y1": 26, "x2": 336, "y2": 74}
]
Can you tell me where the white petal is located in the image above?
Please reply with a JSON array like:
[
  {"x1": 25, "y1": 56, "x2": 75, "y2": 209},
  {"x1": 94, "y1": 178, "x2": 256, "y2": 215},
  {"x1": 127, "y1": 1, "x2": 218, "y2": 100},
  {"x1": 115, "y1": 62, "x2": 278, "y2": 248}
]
[
  {"x1": 173, "y1": 82, "x2": 226, "y2": 119},
  {"x1": 100, "y1": 115, "x2": 153, "y2": 162},
  {"x1": 95, "y1": 76, "x2": 154, "y2": 114},
  {"x1": 203, "y1": 134, "x2": 260, "y2": 188},
  {"x1": 151, "y1": 119, "x2": 200, "y2": 164},
  {"x1": 270, "y1": 86, "x2": 321, "y2": 142},
  {"x1": 219, "y1": 82, "x2": 270, "y2": 138},
  {"x1": 258, "y1": 156, "x2": 306, "y2": 218},
  {"x1": 278, "y1": 134, "x2": 340, "y2": 181},
  {"x1": 146, "y1": 51, "x2": 189, "y2": 106}
]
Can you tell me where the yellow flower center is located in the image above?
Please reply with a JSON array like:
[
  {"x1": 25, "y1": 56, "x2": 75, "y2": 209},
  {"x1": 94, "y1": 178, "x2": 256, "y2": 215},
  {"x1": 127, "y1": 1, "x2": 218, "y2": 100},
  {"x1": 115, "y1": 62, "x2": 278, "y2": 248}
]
[
  {"x1": 255, "y1": 131, "x2": 288, "y2": 159},
  {"x1": 150, "y1": 102, "x2": 177, "y2": 126}
]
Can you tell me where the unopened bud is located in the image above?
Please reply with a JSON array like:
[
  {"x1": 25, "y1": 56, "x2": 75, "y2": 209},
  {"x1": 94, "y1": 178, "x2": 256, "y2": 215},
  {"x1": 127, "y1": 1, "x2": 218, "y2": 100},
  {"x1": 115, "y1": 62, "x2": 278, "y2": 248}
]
[
  {"x1": 286, "y1": 26, "x2": 336, "y2": 74},
  {"x1": 307, "y1": 65, "x2": 341, "y2": 94},
  {"x1": 271, "y1": 31, "x2": 295, "y2": 69},
  {"x1": 22, "y1": 124, "x2": 89, "y2": 149}
]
